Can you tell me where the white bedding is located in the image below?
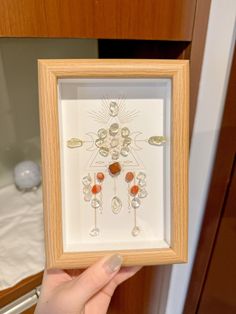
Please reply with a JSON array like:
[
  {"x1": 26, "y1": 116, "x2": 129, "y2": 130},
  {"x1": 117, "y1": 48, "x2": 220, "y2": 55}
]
[{"x1": 0, "y1": 185, "x2": 45, "y2": 290}]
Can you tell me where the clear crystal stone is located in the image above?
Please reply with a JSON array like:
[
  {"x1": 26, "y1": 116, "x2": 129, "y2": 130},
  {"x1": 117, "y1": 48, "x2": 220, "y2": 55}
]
[
  {"x1": 111, "y1": 196, "x2": 122, "y2": 214},
  {"x1": 137, "y1": 172, "x2": 146, "y2": 180},
  {"x1": 120, "y1": 146, "x2": 129, "y2": 157},
  {"x1": 89, "y1": 227, "x2": 100, "y2": 237},
  {"x1": 97, "y1": 128, "x2": 107, "y2": 139},
  {"x1": 110, "y1": 138, "x2": 119, "y2": 148},
  {"x1": 111, "y1": 149, "x2": 120, "y2": 160},
  {"x1": 121, "y1": 127, "x2": 130, "y2": 137},
  {"x1": 109, "y1": 123, "x2": 119, "y2": 136},
  {"x1": 95, "y1": 138, "x2": 104, "y2": 148},
  {"x1": 109, "y1": 101, "x2": 119, "y2": 117},
  {"x1": 131, "y1": 197, "x2": 141, "y2": 209},
  {"x1": 82, "y1": 174, "x2": 92, "y2": 186},
  {"x1": 138, "y1": 188, "x2": 148, "y2": 198},
  {"x1": 123, "y1": 137, "x2": 132, "y2": 146},
  {"x1": 84, "y1": 193, "x2": 92, "y2": 202},
  {"x1": 91, "y1": 199, "x2": 101, "y2": 208},
  {"x1": 148, "y1": 136, "x2": 166, "y2": 146},
  {"x1": 138, "y1": 179, "x2": 146, "y2": 187},
  {"x1": 83, "y1": 186, "x2": 91, "y2": 194},
  {"x1": 99, "y1": 147, "x2": 109, "y2": 157},
  {"x1": 132, "y1": 226, "x2": 140, "y2": 237}
]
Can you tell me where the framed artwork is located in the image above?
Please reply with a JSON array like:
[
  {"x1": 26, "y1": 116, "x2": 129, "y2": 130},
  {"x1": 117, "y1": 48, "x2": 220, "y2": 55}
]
[{"x1": 38, "y1": 59, "x2": 189, "y2": 268}]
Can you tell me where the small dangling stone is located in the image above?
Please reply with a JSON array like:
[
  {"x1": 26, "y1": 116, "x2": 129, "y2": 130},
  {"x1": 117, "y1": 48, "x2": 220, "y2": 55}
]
[
  {"x1": 95, "y1": 138, "x2": 104, "y2": 148},
  {"x1": 82, "y1": 174, "x2": 92, "y2": 186},
  {"x1": 123, "y1": 137, "x2": 132, "y2": 146},
  {"x1": 91, "y1": 184, "x2": 102, "y2": 194},
  {"x1": 91, "y1": 199, "x2": 101, "y2": 208},
  {"x1": 137, "y1": 172, "x2": 146, "y2": 181},
  {"x1": 131, "y1": 197, "x2": 141, "y2": 209},
  {"x1": 148, "y1": 136, "x2": 166, "y2": 146},
  {"x1": 138, "y1": 188, "x2": 148, "y2": 198},
  {"x1": 97, "y1": 172, "x2": 105, "y2": 182},
  {"x1": 130, "y1": 185, "x2": 139, "y2": 196},
  {"x1": 132, "y1": 226, "x2": 140, "y2": 236},
  {"x1": 84, "y1": 193, "x2": 92, "y2": 202},
  {"x1": 111, "y1": 149, "x2": 120, "y2": 160},
  {"x1": 125, "y1": 172, "x2": 134, "y2": 182},
  {"x1": 89, "y1": 227, "x2": 100, "y2": 237},
  {"x1": 120, "y1": 146, "x2": 129, "y2": 157}
]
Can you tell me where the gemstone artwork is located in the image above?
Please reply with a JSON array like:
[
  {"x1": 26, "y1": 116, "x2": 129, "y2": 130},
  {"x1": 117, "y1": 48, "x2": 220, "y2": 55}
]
[
  {"x1": 130, "y1": 185, "x2": 139, "y2": 196},
  {"x1": 91, "y1": 184, "x2": 102, "y2": 194},
  {"x1": 148, "y1": 136, "x2": 166, "y2": 146},
  {"x1": 125, "y1": 171, "x2": 134, "y2": 182},
  {"x1": 91, "y1": 199, "x2": 101, "y2": 209},
  {"x1": 109, "y1": 123, "x2": 119, "y2": 136},
  {"x1": 108, "y1": 162, "x2": 121, "y2": 176},
  {"x1": 138, "y1": 179, "x2": 146, "y2": 187},
  {"x1": 111, "y1": 196, "x2": 122, "y2": 214},
  {"x1": 131, "y1": 197, "x2": 141, "y2": 209},
  {"x1": 89, "y1": 227, "x2": 100, "y2": 237},
  {"x1": 109, "y1": 101, "x2": 119, "y2": 117},
  {"x1": 121, "y1": 127, "x2": 130, "y2": 137},
  {"x1": 82, "y1": 175, "x2": 92, "y2": 186},
  {"x1": 96, "y1": 172, "x2": 105, "y2": 181},
  {"x1": 97, "y1": 128, "x2": 107, "y2": 139},
  {"x1": 132, "y1": 226, "x2": 141, "y2": 237},
  {"x1": 111, "y1": 138, "x2": 119, "y2": 148},
  {"x1": 67, "y1": 138, "x2": 83, "y2": 148}
]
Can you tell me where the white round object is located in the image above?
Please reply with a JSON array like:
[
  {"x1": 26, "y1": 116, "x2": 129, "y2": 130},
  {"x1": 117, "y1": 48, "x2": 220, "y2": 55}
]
[{"x1": 14, "y1": 160, "x2": 41, "y2": 190}]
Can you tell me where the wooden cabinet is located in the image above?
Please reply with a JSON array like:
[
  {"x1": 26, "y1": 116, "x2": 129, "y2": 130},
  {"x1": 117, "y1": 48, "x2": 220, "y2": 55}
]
[{"x1": 0, "y1": 0, "x2": 197, "y2": 40}]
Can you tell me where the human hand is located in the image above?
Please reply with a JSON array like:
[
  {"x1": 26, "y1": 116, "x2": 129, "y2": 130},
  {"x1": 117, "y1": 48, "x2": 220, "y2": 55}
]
[{"x1": 35, "y1": 255, "x2": 141, "y2": 314}]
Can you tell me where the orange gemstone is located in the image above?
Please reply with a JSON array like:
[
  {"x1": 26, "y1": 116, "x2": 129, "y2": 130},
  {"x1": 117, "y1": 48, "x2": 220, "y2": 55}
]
[
  {"x1": 125, "y1": 172, "x2": 134, "y2": 182},
  {"x1": 97, "y1": 172, "x2": 105, "y2": 181},
  {"x1": 130, "y1": 185, "x2": 139, "y2": 196},
  {"x1": 91, "y1": 184, "x2": 102, "y2": 194},
  {"x1": 108, "y1": 162, "x2": 121, "y2": 176}
]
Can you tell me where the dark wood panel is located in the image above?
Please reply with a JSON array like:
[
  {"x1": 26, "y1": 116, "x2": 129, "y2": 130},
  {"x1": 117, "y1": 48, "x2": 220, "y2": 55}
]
[
  {"x1": 184, "y1": 46, "x2": 236, "y2": 313},
  {"x1": 0, "y1": 0, "x2": 197, "y2": 40},
  {"x1": 198, "y1": 161, "x2": 236, "y2": 313},
  {"x1": 0, "y1": 272, "x2": 43, "y2": 308}
]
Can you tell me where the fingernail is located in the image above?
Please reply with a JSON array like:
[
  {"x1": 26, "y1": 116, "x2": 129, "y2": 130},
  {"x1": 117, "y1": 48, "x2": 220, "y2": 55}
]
[{"x1": 104, "y1": 254, "x2": 123, "y2": 273}]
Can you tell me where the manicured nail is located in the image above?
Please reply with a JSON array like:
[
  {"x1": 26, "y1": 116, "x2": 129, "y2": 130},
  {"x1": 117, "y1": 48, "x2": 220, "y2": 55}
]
[{"x1": 104, "y1": 254, "x2": 123, "y2": 273}]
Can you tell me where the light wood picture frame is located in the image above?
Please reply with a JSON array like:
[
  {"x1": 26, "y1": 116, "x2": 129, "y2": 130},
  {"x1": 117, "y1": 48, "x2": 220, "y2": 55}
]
[{"x1": 38, "y1": 59, "x2": 189, "y2": 269}]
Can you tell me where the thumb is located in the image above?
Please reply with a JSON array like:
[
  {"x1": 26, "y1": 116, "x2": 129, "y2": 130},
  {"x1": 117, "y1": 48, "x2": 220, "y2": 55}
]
[{"x1": 71, "y1": 254, "x2": 123, "y2": 304}]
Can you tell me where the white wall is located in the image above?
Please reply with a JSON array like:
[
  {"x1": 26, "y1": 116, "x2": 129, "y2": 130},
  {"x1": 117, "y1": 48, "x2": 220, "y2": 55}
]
[{"x1": 161, "y1": 1, "x2": 236, "y2": 313}]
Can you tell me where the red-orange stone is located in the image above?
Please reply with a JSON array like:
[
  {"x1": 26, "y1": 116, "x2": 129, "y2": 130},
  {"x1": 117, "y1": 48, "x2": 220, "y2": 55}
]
[
  {"x1": 130, "y1": 185, "x2": 139, "y2": 196},
  {"x1": 91, "y1": 184, "x2": 102, "y2": 194},
  {"x1": 125, "y1": 172, "x2": 134, "y2": 182},
  {"x1": 108, "y1": 162, "x2": 121, "y2": 176},
  {"x1": 97, "y1": 172, "x2": 105, "y2": 181}
]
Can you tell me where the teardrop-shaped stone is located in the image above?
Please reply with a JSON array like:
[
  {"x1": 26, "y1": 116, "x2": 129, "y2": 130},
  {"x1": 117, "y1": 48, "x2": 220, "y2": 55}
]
[
  {"x1": 137, "y1": 172, "x2": 146, "y2": 181},
  {"x1": 132, "y1": 226, "x2": 140, "y2": 236},
  {"x1": 99, "y1": 147, "x2": 109, "y2": 157},
  {"x1": 67, "y1": 138, "x2": 83, "y2": 148},
  {"x1": 109, "y1": 101, "x2": 119, "y2": 117},
  {"x1": 120, "y1": 146, "x2": 129, "y2": 157},
  {"x1": 138, "y1": 188, "x2": 148, "y2": 198},
  {"x1": 111, "y1": 196, "x2": 122, "y2": 214},
  {"x1": 91, "y1": 199, "x2": 101, "y2": 208},
  {"x1": 89, "y1": 227, "x2": 100, "y2": 237}
]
